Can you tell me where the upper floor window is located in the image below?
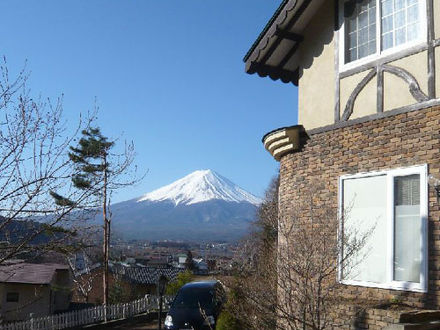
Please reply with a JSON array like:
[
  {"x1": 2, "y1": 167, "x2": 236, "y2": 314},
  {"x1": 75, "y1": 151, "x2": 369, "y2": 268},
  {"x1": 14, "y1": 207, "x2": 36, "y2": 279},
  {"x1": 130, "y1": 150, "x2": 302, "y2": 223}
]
[{"x1": 341, "y1": 0, "x2": 426, "y2": 67}]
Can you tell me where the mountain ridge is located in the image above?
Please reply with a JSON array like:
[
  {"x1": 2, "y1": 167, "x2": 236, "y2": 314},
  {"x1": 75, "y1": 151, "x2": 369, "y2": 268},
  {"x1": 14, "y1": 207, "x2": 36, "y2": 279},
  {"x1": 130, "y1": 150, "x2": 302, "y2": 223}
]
[
  {"x1": 137, "y1": 169, "x2": 261, "y2": 206},
  {"x1": 110, "y1": 169, "x2": 260, "y2": 241}
]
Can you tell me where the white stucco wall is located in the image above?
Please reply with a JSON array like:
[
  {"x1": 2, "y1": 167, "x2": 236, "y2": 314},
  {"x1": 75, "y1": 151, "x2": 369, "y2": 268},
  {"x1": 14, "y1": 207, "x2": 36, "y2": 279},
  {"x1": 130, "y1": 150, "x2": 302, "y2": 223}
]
[
  {"x1": 383, "y1": 51, "x2": 428, "y2": 111},
  {"x1": 298, "y1": 0, "x2": 335, "y2": 130}
]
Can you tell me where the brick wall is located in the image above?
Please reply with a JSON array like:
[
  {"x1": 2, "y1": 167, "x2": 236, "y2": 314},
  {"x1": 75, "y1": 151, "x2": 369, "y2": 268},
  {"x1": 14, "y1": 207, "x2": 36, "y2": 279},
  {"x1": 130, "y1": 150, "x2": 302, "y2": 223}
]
[
  {"x1": 278, "y1": 105, "x2": 440, "y2": 328},
  {"x1": 331, "y1": 305, "x2": 403, "y2": 330}
]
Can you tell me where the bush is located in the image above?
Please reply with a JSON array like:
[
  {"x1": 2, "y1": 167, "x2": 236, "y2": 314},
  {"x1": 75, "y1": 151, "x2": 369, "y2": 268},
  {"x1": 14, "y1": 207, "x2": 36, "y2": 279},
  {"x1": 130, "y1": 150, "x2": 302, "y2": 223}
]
[
  {"x1": 165, "y1": 270, "x2": 194, "y2": 296},
  {"x1": 216, "y1": 309, "x2": 243, "y2": 330}
]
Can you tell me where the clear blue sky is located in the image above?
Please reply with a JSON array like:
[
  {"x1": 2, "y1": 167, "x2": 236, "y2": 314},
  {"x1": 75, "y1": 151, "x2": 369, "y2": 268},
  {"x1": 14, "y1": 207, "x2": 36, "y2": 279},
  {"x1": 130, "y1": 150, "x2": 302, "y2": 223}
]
[{"x1": 0, "y1": 0, "x2": 298, "y2": 202}]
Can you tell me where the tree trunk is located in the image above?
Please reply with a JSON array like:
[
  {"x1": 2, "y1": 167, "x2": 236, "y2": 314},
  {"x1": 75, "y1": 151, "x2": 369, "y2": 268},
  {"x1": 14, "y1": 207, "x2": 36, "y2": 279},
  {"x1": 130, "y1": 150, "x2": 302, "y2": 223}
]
[{"x1": 103, "y1": 159, "x2": 109, "y2": 307}]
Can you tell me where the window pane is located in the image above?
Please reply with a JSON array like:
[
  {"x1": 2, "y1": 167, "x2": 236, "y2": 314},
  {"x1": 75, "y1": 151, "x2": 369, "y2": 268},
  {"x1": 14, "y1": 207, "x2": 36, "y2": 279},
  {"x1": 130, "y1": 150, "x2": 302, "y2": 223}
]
[
  {"x1": 394, "y1": 175, "x2": 421, "y2": 283},
  {"x1": 344, "y1": 0, "x2": 377, "y2": 63},
  {"x1": 394, "y1": 10, "x2": 406, "y2": 28},
  {"x1": 395, "y1": 27, "x2": 407, "y2": 45},
  {"x1": 358, "y1": 44, "x2": 369, "y2": 58},
  {"x1": 359, "y1": 11, "x2": 368, "y2": 29},
  {"x1": 380, "y1": 0, "x2": 420, "y2": 50},
  {"x1": 348, "y1": 32, "x2": 357, "y2": 48},
  {"x1": 407, "y1": 4, "x2": 418, "y2": 23},
  {"x1": 407, "y1": 23, "x2": 419, "y2": 40},
  {"x1": 359, "y1": 27, "x2": 369, "y2": 44},
  {"x1": 382, "y1": 32, "x2": 394, "y2": 49},
  {"x1": 343, "y1": 175, "x2": 387, "y2": 284},
  {"x1": 382, "y1": 0, "x2": 393, "y2": 15},
  {"x1": 382, "y1": 15, "x2": 394, "y2": 33},
  {"x1": 395, "y1": 0, "x2": 405, "y2": 10}
]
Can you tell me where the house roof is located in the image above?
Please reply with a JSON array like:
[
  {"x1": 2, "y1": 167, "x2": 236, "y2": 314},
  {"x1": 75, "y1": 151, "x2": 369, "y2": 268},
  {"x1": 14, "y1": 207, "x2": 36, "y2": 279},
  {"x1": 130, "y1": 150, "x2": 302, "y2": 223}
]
[
  {"x1": 0, "y1": 263, "x2": 69, "y2": 285},
  {"x1": 244, "y1": 0, "x2": 325, "y2": 85},
  {"x1": 243, "y1": 0, "x2": 290, "y2": 63},
  {"x1": 112, "y1": 265, "x2": 182, "y2": 285}
]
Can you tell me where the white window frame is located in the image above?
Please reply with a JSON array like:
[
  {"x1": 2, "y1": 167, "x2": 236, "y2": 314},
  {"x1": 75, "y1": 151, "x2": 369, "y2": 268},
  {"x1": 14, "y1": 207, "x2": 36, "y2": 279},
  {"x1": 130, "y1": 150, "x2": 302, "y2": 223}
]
[
  {"x1": 338, "y1": 164, "x2": 428, "y2": 292},
  {"x1": 339, "y1": 0, "x2": 428, "y2": 72}
]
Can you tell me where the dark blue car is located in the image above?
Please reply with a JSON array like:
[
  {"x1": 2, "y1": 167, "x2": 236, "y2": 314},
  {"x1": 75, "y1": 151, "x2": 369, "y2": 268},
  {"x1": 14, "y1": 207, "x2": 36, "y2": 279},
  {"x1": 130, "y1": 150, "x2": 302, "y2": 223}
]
[{"x1": 164, "y1": 281, "x2": 225, "y2": 330}]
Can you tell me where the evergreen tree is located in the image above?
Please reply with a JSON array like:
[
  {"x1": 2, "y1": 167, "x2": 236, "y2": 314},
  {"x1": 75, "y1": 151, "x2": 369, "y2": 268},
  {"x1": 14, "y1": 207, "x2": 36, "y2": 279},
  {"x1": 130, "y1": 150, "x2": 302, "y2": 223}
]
[
  {"x1": 184, "y1": 250, "x2": 194, "y2": 271},
  {"x1": 67, "y1": 127, "x2": 114, "y2": 306}
]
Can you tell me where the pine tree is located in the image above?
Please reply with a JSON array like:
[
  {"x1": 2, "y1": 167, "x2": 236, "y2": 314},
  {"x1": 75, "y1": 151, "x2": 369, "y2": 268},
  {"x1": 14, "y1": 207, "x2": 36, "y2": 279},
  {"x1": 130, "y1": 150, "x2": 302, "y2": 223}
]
[
  {"x1": 67, "y1": 127, "x2": 114, "y2": 306},
  {"x1": 184, "y1": 250, "x2": 194, "y2": 271}
]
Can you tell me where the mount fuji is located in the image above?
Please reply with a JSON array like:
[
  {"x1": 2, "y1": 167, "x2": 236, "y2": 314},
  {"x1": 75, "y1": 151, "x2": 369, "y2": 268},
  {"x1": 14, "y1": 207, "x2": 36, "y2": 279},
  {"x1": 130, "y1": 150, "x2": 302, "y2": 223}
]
[{"x1": 109, "y1": 170, "x2": 262, "y2": 242}]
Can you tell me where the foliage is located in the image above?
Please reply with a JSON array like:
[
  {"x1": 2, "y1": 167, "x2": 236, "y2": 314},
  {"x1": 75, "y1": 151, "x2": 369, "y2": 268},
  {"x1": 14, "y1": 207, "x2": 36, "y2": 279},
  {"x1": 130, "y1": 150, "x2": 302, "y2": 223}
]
[
  {"x1": 68, "y1": 127, "x2": 114, "y2": 192},
  {"x1": 165, "y1": 270, "x2": 194, "y2": 296},
  {"x1": 215, "y1": 297, "x2": 245, "y2": 330}
]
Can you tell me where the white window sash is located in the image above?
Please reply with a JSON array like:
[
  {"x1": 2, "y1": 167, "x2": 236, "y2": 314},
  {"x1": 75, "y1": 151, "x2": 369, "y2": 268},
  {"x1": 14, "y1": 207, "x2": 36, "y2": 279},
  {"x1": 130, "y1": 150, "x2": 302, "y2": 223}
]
[
  {"x1": 338, "y1": 164, "x2": 428, "y2": 293},
  {"x1": 338, "y1": 0, "x2": 428, "y2": 72}
]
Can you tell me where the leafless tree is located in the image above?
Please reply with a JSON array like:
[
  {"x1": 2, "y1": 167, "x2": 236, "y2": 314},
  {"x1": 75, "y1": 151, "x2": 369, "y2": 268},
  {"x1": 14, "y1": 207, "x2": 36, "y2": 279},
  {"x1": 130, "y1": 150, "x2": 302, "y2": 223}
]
[
  {"x1": 228, "y1": 178, "x2": 372, "y2": 330},
  {"x1": 67, "y1": 250, "x2": 101, "y2": 303},
  {"x1": 0, "y1": 58, "x2": 100, "y2": 265},
  {"x1": 225, "y1": 176, "x2": 278, "y2": 330}
]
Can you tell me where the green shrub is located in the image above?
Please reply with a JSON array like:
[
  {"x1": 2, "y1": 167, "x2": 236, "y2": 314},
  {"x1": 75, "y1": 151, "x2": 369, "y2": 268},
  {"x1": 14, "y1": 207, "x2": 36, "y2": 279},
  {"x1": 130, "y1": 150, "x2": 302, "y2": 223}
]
[
  {"x1": 216, "y1": 310, "x2": 242, "y2": 330},
  {"x1": 165, "y1": 270, "x2": 194, "y2": 296}
]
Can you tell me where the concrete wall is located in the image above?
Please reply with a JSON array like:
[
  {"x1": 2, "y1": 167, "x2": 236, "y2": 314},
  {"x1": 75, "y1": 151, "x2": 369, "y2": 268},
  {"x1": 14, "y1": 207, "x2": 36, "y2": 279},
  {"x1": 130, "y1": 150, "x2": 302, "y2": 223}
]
[
  {"x1": 0, "y1": 283, "x2": 51, "y2": 321},
  {"x1": 298, "y1": 0, "x2": 335, "y2": 130}
]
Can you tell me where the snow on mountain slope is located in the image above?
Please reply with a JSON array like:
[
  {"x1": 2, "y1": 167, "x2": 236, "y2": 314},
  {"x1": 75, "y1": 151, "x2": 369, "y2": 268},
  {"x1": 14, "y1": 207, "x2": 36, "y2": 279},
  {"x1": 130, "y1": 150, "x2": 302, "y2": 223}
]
[{"x1": 137, "y1": 169, "x2": 262, "y2": 206}]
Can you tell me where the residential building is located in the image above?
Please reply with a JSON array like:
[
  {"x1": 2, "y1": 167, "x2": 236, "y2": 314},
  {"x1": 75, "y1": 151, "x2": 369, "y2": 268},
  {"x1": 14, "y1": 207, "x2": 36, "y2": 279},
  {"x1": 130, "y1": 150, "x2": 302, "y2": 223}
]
[
  {"x1": 0, "y1": 262, "x2": 72, "y2": 321},
  {"x1": 72, "y1": 263, "x2": 181, "y2": 304},
  {"x1": 245, "y1": 0, "x2": 440, "y2": 328}
]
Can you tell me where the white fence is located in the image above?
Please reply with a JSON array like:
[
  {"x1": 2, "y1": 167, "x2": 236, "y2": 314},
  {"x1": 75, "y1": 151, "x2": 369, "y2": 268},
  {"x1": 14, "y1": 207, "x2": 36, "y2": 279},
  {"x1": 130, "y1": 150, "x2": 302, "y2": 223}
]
[{"x1": 0, "y1": 295, "x2": 172, "y2": 330}]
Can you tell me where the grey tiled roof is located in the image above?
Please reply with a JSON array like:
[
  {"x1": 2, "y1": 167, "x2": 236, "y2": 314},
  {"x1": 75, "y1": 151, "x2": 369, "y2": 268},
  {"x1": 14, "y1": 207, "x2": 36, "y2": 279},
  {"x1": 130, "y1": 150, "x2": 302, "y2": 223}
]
[{"x1": 111, "y1": 265, "x2": 182, "y2": 285}]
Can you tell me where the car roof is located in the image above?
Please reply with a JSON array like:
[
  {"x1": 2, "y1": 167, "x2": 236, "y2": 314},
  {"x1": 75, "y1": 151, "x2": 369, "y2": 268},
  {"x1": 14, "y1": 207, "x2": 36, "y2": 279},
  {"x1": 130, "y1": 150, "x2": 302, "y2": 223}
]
[{"x1": 180, "y1": 280, "x2": 219, "y2": 290}]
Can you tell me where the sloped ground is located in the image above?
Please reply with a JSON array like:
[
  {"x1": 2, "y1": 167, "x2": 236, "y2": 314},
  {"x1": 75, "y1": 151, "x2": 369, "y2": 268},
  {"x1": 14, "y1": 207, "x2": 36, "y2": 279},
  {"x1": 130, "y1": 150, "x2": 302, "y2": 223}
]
[
  {"x1": 81, "y1": 313, "x2": 165, "y2": 329},
  {"x1": 102, "y1": 318, "x2": 159, "y2": 329}
]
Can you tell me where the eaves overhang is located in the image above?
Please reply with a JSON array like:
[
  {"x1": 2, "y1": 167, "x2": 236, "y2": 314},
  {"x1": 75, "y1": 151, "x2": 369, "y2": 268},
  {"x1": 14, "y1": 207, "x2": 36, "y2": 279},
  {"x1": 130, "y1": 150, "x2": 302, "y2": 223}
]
[
  {"x1": 262, "y1": 125, "x2": 308, "y2": 161},
  {"x1": 244, "y1": 0, "x2": 325, "y2": 85}
]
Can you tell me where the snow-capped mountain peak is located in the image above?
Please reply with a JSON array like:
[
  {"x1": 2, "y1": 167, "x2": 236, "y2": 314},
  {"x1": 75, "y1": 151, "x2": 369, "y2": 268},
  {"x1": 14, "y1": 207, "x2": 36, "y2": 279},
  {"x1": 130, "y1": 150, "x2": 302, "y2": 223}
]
[{"x1": 137, "y1": 169, "x2": 262, "y2": 206}]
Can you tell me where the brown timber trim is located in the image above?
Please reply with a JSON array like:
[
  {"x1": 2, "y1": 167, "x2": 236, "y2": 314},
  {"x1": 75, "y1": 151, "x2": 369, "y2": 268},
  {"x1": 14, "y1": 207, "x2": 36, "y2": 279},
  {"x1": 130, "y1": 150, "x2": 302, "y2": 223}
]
[
  {"x1": 377, "y1": 65, "x2": 384, "y2": 113},
  {"x1": 278, "y1": 42, "x2": 301, "y2": 69},
  {"x1": 247, "y1": 63, "x2": 299, "y2": 85},
  {"x1": 259, "y1": 0, "x2": 313, "y2": 65},
  {"x1": 275, "y1": 27, "x2": 304, "y2": 42},
  {"x1": 341, "y1": 69, "x2": 376, "y2": 121},
  {"x1": 308, "y1": 99, "x2": 440, "y2": 136}
]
